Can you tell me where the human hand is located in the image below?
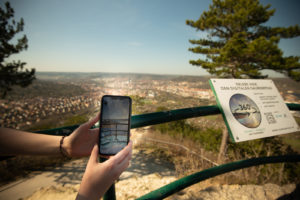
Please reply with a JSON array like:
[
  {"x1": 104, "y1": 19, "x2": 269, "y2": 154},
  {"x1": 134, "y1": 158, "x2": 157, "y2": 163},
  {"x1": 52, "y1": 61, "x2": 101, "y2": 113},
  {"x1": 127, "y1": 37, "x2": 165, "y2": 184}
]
[
  {"x1": 76, "y1": 141, "x2": 133, "y2": 200},
  {"x1": 63, "y1": 113, "x2": 99, "y2": 157}
]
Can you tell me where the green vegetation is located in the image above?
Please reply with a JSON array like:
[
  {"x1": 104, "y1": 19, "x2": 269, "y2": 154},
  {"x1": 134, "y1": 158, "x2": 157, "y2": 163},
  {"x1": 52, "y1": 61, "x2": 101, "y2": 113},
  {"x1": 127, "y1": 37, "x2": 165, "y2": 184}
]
[
  {"x1": 153, "y1": 119, "x2": 222, "y2": 152},
  {"x1": 228, "y1": 137, "x2": 300, "y2": 183},
  {"x1": 26, "y1": 113, "x2": 90, "y2": 132},
  {"x1": 27, "y1": 123, "x2": 57, "y2": 132},
  {"x1": 282, "y1": 136, "x2": 300, "y2": 153},
  {"x1": 62, "y1": 114, "x2": 89, "y2": 127},
  {"x1": 187, "y1": 0, "x2": 300, "y2": 81},
  {"x1": 281, "y1": 117, "x2": 300, "y2": 153},
  {"x1": 130, "y1": 95, "x2": 146, "y2": 114},
  {"x1": 153, "y1": 106, "x2": 222, "y2": 152},
  {"x1": 130, "y1": 95, "x2": 157, "y2": 114},
  {"x1": 0, "y1": 2, "x2": 36, "y2": 98},
  {"x1": 151, "y1": 107, "x2": 300, "y2": 184}
]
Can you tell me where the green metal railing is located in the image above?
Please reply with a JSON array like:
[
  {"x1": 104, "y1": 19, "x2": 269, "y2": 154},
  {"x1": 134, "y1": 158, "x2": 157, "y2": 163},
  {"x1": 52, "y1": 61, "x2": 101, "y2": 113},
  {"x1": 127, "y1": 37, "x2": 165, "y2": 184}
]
[
  {"x1": 36, "y1": 103, "x2": 300, "y2": 135},
  {"x1": 137, "y1": 155, "x2": 300, "y2": 199},
  {"x1": 32, "y1": 103, "x2": 300, "y2": 199}
]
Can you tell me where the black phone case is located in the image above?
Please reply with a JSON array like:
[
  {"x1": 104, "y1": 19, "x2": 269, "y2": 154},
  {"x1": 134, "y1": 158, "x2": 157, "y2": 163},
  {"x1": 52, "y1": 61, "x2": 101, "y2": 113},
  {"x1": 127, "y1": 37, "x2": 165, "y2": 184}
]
[{"x1": 99, "y1": 95, "x2": 131, "y2": 156}]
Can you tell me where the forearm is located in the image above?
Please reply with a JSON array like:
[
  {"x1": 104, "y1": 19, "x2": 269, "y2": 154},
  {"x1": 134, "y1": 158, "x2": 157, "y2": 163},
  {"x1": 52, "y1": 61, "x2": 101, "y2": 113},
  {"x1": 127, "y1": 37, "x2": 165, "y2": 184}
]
[{"x1": 0, "y1": 127, "x2": 61, "y2": 156}]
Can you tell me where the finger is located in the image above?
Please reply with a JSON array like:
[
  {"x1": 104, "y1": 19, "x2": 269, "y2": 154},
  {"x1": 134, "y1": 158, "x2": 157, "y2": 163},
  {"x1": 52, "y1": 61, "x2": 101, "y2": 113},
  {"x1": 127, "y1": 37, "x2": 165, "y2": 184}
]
[
  {"x1": 88, "y1": 144, "x2": 99, "y2": 164},
  {"x1": 117, "y1": 146, "x2": 132, "y2": 172},
  {"x1": 106, "y1": 143, "x2": 132, "y2": 179},
  {"x1": 111, "y1": 141, "x2": 132, "y2": 165},
  {"x1": 87, "y1": 113, "x2": 100, "y2": 128},
  {"x1": 88, "y1": 128, "x2": 99, "y2": 135},
  {"x1": 82, "y1": 113, "x2": 100, "y2": 129}
]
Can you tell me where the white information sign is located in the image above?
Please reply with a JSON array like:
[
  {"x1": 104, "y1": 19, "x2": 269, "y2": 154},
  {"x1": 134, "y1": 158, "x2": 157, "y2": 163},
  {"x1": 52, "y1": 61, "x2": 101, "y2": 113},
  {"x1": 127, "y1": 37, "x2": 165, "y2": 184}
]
[{"x1": 209, "y1": 79, "x2": 299, "y2": 142}]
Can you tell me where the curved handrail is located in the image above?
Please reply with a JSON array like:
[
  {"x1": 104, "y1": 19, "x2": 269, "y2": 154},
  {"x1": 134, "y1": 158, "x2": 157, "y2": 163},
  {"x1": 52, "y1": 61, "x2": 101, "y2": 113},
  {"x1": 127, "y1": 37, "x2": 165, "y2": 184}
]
[
  {"x1": 35, "y1": 103, "x2": 300, "y2": 135},
  {"x1": 137, "y1": 155, "x2": 300, "y2": 200}
]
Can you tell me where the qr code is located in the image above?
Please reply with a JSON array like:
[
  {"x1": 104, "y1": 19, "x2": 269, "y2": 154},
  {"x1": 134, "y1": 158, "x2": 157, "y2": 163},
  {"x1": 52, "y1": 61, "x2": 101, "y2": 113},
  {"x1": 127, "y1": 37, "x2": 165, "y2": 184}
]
[{"x1": 264, "y1": 112, "x2": 276, "y2": 124}]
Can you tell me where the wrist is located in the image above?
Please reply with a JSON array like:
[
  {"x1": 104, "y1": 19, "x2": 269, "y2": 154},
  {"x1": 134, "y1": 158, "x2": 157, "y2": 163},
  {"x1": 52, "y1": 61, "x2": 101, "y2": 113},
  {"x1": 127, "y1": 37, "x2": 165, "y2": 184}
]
[
  {"x1": 78, "y1": 176, "x2": 103, "y2": 200},
  {"x1": 60, "y1": 136, "x2": 72, "y2": 159}
]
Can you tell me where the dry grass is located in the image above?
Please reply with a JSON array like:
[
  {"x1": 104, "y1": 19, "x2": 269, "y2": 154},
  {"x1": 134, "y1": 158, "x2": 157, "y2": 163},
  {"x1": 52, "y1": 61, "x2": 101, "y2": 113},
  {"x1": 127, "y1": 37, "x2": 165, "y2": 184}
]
[
  {"x1": 134, "y1": 128, "x2": 298, "y2": 186},
  {"x1": 135, "y1": 128, "x2": 219, "y2": 178}
]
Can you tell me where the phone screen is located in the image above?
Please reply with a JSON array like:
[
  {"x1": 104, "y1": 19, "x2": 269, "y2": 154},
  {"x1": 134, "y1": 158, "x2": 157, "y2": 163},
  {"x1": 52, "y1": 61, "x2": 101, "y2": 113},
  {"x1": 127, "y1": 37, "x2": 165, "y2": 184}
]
[{"x1": 99, "y1": 95, "x2": 131, "y2": 155}]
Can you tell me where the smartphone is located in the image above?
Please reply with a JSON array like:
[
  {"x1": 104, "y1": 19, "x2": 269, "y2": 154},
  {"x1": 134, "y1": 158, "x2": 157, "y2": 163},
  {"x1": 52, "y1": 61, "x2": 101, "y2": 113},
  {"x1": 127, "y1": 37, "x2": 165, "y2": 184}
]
[{"x1": 99, "y1": 95, "x2": 132, "y2": 156}]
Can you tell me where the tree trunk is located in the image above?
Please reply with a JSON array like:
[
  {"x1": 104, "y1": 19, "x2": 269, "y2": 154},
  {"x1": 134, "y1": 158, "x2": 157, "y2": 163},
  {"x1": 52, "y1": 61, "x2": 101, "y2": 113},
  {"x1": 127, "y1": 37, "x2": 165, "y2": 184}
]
[{"x1": 218, "y1": 128, "x2": 228, "y2": 163}]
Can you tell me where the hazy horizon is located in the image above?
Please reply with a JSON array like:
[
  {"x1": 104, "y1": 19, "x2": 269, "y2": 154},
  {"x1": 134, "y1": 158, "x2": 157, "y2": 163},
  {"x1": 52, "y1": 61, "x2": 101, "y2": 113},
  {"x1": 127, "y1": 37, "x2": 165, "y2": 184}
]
[{"x1": 35, "y1": 69, "x2": 286, "y2": 78}]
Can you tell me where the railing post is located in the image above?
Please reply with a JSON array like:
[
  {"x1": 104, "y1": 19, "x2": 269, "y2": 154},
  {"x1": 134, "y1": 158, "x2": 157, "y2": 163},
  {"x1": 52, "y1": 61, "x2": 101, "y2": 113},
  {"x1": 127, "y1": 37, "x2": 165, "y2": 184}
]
[
  {"x1": 103, "y1": 184, "x2": 116, "y2": 200},
  {"x1": 218, "y1": 128, "x2": 228, "y2": 163}
]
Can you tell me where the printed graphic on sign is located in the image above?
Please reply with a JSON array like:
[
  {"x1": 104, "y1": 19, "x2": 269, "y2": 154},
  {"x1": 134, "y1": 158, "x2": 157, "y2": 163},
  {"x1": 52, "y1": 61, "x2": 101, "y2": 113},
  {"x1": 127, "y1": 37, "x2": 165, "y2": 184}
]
[{"x1": 229, "y1": 93, "x2": 261, "y2": 128}]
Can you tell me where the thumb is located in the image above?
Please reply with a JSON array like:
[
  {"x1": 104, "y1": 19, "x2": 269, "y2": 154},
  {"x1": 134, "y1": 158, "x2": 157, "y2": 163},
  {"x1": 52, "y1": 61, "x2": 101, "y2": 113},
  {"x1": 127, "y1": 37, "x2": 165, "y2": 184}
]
[
  {"x1": 88, "y1": 144, "x2": 99, "y2": 165},
  {"x1": 83, "y1": 113, "x2": 100, "y2": 129}
]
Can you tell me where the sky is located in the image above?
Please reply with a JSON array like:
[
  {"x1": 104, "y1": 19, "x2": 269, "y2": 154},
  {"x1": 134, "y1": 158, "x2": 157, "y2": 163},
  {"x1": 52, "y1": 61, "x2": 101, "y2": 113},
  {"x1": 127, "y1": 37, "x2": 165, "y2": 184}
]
[{"x1": 4, "y1": 0, "x2": 300, "y2": 76}]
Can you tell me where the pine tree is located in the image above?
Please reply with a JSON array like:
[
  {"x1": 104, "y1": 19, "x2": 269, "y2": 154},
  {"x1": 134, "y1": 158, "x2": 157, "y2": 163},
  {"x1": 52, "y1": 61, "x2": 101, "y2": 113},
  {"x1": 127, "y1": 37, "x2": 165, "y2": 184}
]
[
  {"x1": 186, "y1": 0, "x2": 300, "y2": 81},
  {"x1": 0, "y1": 2, "x2": 35, "y2": 99}
]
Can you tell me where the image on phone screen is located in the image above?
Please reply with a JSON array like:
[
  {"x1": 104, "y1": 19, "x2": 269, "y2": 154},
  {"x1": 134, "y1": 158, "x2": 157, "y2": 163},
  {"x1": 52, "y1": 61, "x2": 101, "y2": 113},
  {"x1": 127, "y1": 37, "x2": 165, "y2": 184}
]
[{"x1": 99, "y1": 96, "x2": 131, "y2": 155}]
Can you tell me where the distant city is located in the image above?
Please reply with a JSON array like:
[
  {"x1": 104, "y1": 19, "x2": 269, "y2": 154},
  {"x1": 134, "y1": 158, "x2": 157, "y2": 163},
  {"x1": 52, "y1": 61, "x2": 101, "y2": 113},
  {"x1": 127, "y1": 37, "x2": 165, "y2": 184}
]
[{"x1": 1, "y1": 72, "x2": 299, "y2": 130}]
